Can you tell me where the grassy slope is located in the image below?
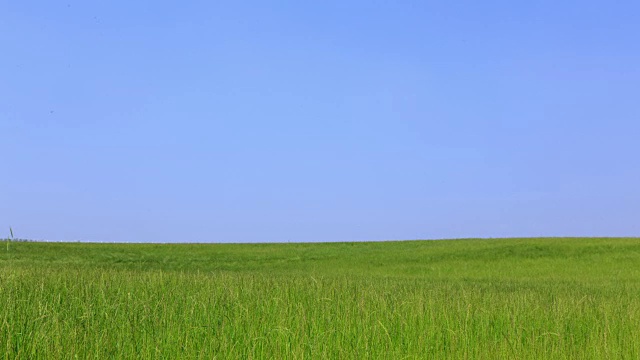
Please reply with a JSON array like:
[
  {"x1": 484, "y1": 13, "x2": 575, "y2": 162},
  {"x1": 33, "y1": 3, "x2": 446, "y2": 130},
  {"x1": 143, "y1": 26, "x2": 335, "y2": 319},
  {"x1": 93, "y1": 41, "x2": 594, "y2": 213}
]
[{"x1": 2, "y1": 238, "x2": 640, "y2": 358}]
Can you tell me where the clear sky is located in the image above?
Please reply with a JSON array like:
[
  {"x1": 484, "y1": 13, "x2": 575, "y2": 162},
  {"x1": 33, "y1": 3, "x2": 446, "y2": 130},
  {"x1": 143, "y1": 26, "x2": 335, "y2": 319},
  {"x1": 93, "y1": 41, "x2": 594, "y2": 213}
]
[{"x1": 2, "y1": 1, "x2": 639, "y2": 242}]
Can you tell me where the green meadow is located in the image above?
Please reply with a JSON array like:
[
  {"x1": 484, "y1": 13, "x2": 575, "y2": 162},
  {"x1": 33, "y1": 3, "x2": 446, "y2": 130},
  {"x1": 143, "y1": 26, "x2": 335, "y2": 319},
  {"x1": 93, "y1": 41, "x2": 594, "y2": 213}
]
[{"x1": 2, "y1": 237, "x2": 640, "y2": 359}]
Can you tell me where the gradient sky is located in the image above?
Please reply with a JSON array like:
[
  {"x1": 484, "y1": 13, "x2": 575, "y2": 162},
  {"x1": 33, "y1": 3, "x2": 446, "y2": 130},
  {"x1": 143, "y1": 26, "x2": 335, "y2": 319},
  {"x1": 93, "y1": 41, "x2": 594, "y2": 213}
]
[{"x1": 2, "y1": 1, "x2": 639, "y2": 242}]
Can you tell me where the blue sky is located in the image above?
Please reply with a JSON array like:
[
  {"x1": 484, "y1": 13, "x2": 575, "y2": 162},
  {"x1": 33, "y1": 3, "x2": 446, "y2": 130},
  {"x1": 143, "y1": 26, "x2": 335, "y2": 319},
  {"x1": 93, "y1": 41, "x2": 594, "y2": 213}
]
[{"x1": 2, "y1": 1, "x2": 639, "y2": 242}]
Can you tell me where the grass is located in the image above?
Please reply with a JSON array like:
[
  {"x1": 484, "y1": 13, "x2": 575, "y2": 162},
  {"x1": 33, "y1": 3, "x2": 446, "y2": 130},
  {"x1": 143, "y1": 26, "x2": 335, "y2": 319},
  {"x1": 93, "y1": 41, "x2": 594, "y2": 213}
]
[{"x1": 1, "y1": 237, "x2": 640, "y2": 358}]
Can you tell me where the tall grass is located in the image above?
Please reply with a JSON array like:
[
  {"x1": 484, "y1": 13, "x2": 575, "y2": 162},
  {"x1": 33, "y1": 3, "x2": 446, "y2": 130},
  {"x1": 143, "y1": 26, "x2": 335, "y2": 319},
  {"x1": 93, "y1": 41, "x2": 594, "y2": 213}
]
[{"x1": 2, "y1": 238, "x2": 640, "y2": 358}]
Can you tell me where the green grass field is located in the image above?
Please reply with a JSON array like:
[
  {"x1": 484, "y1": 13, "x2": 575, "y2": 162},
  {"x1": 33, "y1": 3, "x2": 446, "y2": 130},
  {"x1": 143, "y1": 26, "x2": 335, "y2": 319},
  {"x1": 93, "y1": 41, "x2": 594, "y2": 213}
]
[{"x1": 2, "y1": 237, "x2": 640, "y2": 359}]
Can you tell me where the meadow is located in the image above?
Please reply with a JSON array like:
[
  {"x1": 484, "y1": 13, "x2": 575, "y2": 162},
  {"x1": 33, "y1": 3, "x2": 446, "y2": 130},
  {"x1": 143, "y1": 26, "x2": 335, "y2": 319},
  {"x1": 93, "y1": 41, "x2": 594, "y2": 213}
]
[{"x1": 1, "y1": 237, "x2": 640, "y2": 359}]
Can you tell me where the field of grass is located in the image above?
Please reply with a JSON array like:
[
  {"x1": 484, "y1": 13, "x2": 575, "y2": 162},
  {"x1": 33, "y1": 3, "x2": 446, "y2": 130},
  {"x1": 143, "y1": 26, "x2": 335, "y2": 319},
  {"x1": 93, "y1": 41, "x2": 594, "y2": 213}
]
[{"x1": 2, "y1": 237, "x2": 640, "y2": 358}]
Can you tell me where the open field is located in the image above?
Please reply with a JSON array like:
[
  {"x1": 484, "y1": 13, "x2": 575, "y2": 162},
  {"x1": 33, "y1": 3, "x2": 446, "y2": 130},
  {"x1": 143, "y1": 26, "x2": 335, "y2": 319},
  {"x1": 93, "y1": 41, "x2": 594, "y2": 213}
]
[{"x1": 2, "y1": 237, "x2": 640, "y2": 358}]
